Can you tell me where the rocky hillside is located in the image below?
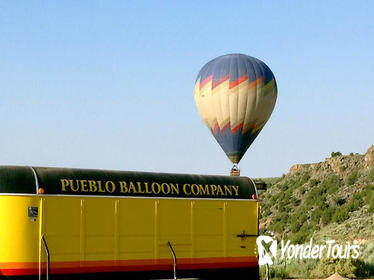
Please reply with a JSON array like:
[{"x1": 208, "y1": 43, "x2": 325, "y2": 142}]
[{"x1": 257, "y1": 145, "x2": 374, "y2": 278}]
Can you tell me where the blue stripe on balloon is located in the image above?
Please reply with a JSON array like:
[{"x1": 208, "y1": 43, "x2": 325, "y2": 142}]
[
  {"x1": 211, "y1": 126, "x2": 261, "y2": 163},
  {"x1": 196, "y1": 54, "x2": 275, "y2": 86}
]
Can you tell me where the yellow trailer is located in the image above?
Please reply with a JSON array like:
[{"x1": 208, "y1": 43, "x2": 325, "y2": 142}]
[{"x1": 0, "y1": 166, "x2": 259, "y2": 279}]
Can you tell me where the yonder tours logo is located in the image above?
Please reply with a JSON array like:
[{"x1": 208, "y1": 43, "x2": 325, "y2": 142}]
[
  {"x1": 257, "y1": 235, "x2": 278, "y2": 265},
  {"x1": 256, "y1": 236, "x2": 360, "y2": 266}
]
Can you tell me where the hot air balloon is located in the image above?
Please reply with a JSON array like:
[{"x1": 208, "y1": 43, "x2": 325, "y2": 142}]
[{"x1": 194, "y1": 54, "x2": 277, "y2": 175}]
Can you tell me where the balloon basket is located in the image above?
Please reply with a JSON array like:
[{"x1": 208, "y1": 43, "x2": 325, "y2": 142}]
[{"x1": 230, "y1": 165, "x2": 240, "y2": 176}]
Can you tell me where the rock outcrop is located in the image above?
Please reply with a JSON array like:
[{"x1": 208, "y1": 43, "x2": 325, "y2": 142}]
[
  {"x1": 364, "y1": 145, "x2": 374, "y2": 169},
  {"x1": 289, "y1": 146, "x2": 374, "y2": 176}
]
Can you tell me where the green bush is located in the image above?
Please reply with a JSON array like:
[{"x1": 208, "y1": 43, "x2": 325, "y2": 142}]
[
  {"x1": 332, "y1": 207, "x2": 349, "y2": 223},
  {"x1": 360, "y1": 242, "x2": 374, "y2": 275},
  {"x1": 310, "y1": 178, "x2": 320, "y2": 186},
  {"x1": 300, "y1": 172, "x2": 311, "y2": 185},
  {"x1": 365, "y1": 185, "x2": 374, "y2": 213},
  {"x1": 279, "y1": 183, "x2": 288, "y2": 192},
  {"x1": 340, "y1": 165, "x2": 347, "y2": 172},
  {"x1": 270, "y1": 212, "x2": 289, "y2": 233},
  {"x1": 282, "y1": 259, "x2": 318, "y2": 278},
  {"x1": 290, "y1": 230, "x2": 309, "y2": 244},
  {"x1": 346, "y1": 193, "x2": 363, "y2": 212},
  {"x1": 316, "y1": 196, "x2": 327, "y2": 209},
  {"x1": 292, "y1": 198, "x2": 301, "y2": 207},
  {"x1": 369, "y1": 198, "x2": 374, "y2": 213},
  {"x1": 290, "y1": 207, "x2": 308, "y2": 224},
  {"x1": 311, "y1": 257, "x2": 370, "y2": 278},
  {"x1": 270, "y1": 266, "x2": 289, "y2": 279},
  {"x1": 290, "y1": 220, "x2": 301, "y2": 233},
  {"x1": 290, "y1": 223, "x2": 315, "y2": 244},
  {"x1": 311, "y1": 208, "x2": 323, "y2": 223},
  {"x1": 321, "y1": 206, "x2": 336, "y2": 225},
  {"x1": 331, "y1": 151, "x2": 342, "y2": 157},
  {"x1": 323, "y1": 175, "x2": 340, "y2": 194},
  {"x1": 261, "y1": 265, "x2": 290, "y2": 280},
  {"x1": 306, "y1": 186, "x2": 325, "y2": 205},
  {"x1": 262, "y1": 208, "x2": 271, "y2": 217},
  {"x1": 368, "y1": 167, "x2": 374, "y2": 182},
  {"x1": 347, "y1": 170, "x2": 359, "y2": 185},
  {"x1": 299, "y1": 186, "x2": 306, "y2": 194},
  {"x1": 289, "y1": 207, "x2": 310, "y2": 233},
  {"x1": 272, "y1": 220, "x2": 286, "y2": 233},
  {"x1": 270, "y1": 194, "x2": 277, "y2": 204}
]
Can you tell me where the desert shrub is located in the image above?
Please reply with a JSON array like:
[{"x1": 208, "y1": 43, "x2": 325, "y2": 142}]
[
  {"x1": 283, "y1": 259, "x2": 318, "y2": 278},
  {"x1": 321, "y1": 206, "x2": 336, "y2": 225},
  {"x1": 332, "y1": 207, "x2": 349, "y2": 223},
  {"x1": 368, "y1": 196, "x2": 374, "y2": 213},
  {"x1": 289, "y1": 207, "x2": 310, "y2": 233},
  {"x1": 277, "y1": 204, "x2": 289, "y2": 213},
  {"x1": 306, "y1": 186, "x2": 325, "y2": 205},
  {"x1": 323, "y1": 175, "x2": 340, "y2": 194},
  {"x1": 279, "y1": 183, "x2": 288, "y2": 192},
  {"x1": 368, "y1": 167, "x2": 374, "y2": 182},
  {"x1": 290, "y1": 223, "x2": 314, "y2": 244},
  {"x1": 347, "y1": 185, "x2": 374, "y2": 213},
  {"x1": 316, "y1": 196, "x2": 327, "y2": 209},
  {"x1": 299, "y1": 186, "x2": 306, "y2": 194},
  {"x1": 364, "y1": 185, "x2": 374, "y2": 212},
  {"x1": 270, "y1": 266, "x2": 289, "y2": 279},
  {"x1": 360, "y1": 242, "x2": 374, "y2": 275},
  {"x1": 261, "y1": 204, "x2": 271, "y2": 216},
  {"x1": 340, "y1": 165, "x2": 347, "y2": 172},
  {"x1": 275, "y1": 212, "x2": 289, "y2": 223},
  {"x1": 283, "y1": 190, "x2": 292, "y2": 203},
  {"x1": 289, "y1": 210, "x2": 309, "y2": 233},
  {"x1": 291, "y1": 198, "x2": 301, "y2": 207},
  {"x1": 290, "y1": 229, "x2": 309, "y2": 244},
  {"x1": 287, "y1": 178, "x2": 301, "y2": 191},
  {"x1": 270, "y1": 194, "x2": 278, "y2": 204},
  {"x1": 261, "y1": 266, "x2": 290, "y2": 280},
  {"x1": 311, "y1": 208, "x2": 323, "y2": 223},
  {"x1": 311, "y1": 257, "x2": 370, "y2": 278},
  {"x1": 270, "y1": 212, "x2": 289, "y2": 233},
  {"x1": 347, "y1": 170, "x2": 359, "y2": 186},
  {"x1": 346, "y1": 193, "x2": 363, "y2": 212},
  {"x1": 290, "y1": 220, "x2": 301, "y2": 233},
  {"x1": 300, "y1": 172, "x2": 311, "y2": 185},
  {"x1": 271, "y1": 220, "x2": 286, "y2": 233},
  {"x1": 262, "y1": 208, "x2": 271, "y2": 217},
  {"x1": 331, "y1": 151, "x2": 342, "y2": 157},
  {"x1": 315, "y1": 163, "x2": 322, "y2": 170},
  {"x1": 310, "y1": 178, "x2": 320, "y2": 186},
  {"x1": 290, "y1": 207, "x2": 308, "y2": 224}
]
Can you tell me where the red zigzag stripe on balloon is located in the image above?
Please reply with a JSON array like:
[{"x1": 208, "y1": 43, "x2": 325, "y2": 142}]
[
  {"x1": 199, "y1": 75, "x2": 213, "y2": 90},
  {"x1": 199, "y1": 74, "x2": 264, "y2": 91},
  {"x1": 213, "y1": 121, "x2": 258, "y2": 135}
]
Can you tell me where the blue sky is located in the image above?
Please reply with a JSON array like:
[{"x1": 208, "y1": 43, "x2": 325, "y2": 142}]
[{"x1": 0, "y1": 1, "x2": 373, "y2": 177}]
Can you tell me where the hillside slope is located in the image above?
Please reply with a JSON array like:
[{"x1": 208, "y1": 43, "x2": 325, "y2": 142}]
[{"x1": 257, "y1": 145, "x2": 374, "y2": 278}]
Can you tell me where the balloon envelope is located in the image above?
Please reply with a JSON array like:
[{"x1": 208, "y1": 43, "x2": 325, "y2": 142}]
[{"x1": 194, "y1": 54, "x2": 277, "y2": 164}]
